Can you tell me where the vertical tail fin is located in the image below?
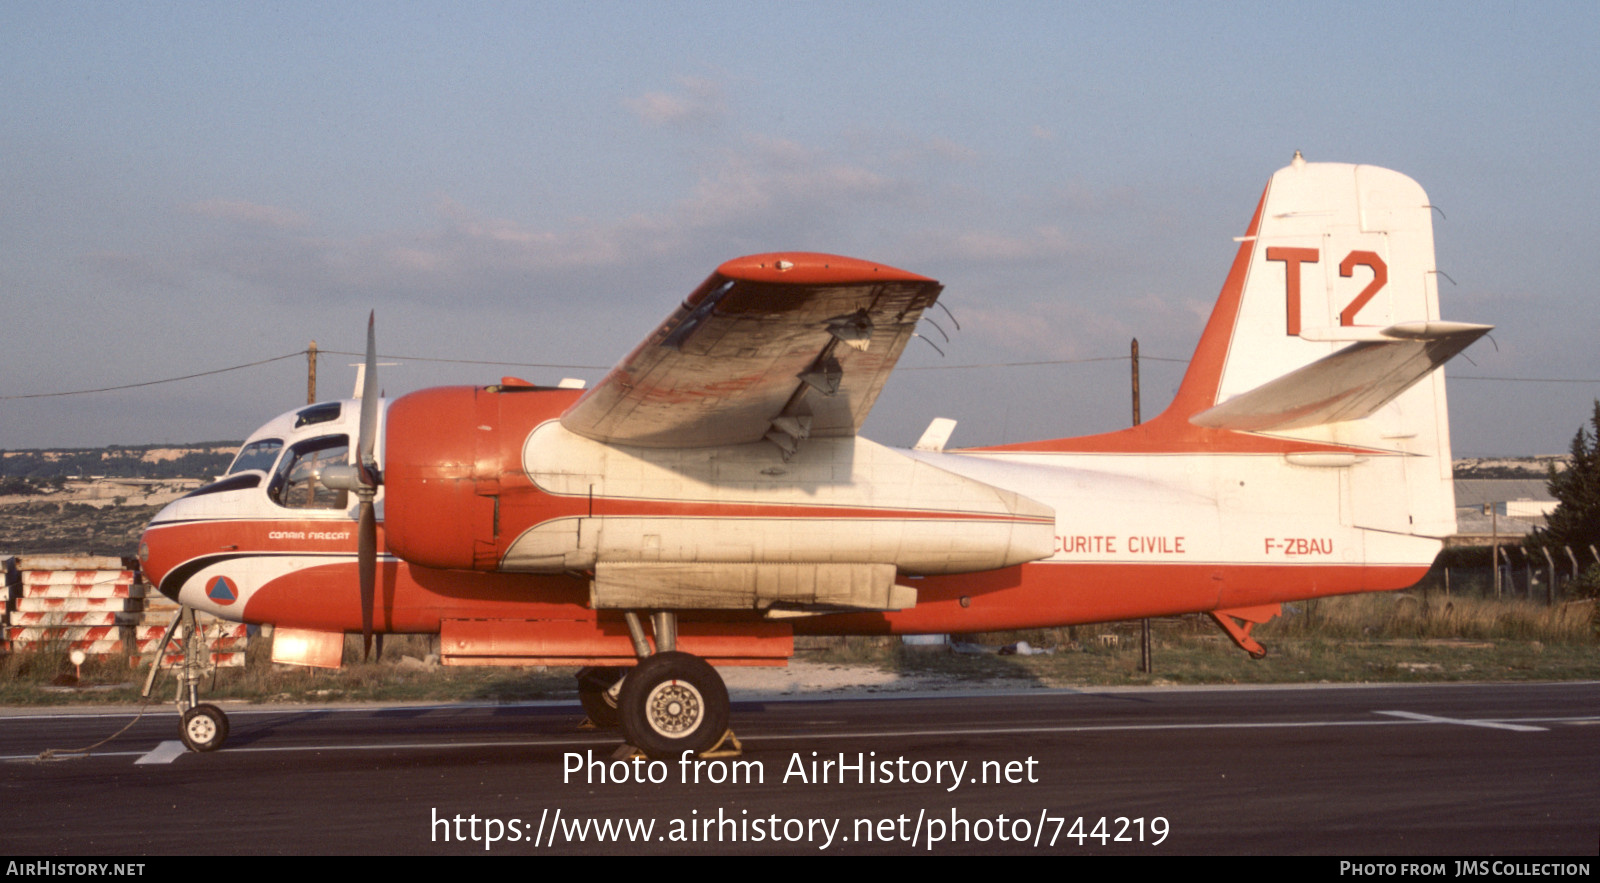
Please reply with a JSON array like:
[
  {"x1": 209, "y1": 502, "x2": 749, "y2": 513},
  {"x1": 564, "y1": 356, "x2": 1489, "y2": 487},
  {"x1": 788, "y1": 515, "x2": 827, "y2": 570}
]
[
  {"x1": 990, "y1": 156, "x2": 1489, "y2": 540},
  {"x1": 1171, "y1": 155, "x2": 1482, "y2": 424},
  {"x1": 1169, "y1": 156, "x2": 1488, "y2": 538}
]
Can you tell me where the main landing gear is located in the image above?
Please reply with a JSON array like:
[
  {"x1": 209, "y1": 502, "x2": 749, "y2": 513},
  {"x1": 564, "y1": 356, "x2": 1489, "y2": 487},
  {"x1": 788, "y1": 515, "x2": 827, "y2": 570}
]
[
  {"x1": 575, "y1": 611, "x2": 737, "y2": 758},
  {"x1": 142, "y1": 606, "x2": 231, "y2": 752},
  {"x1": 620, "y1": 650, "x2": 730, "y2": 758}
]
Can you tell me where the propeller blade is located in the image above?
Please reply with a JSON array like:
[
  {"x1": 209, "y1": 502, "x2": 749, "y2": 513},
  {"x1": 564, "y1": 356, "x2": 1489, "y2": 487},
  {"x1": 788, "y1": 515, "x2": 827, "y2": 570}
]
[
  {"x1": 358, "y1": 495, "x2": 376, "y2": 661},
  {"x1": 358, "y1": 311, "x2": 380, "y2": 483}
]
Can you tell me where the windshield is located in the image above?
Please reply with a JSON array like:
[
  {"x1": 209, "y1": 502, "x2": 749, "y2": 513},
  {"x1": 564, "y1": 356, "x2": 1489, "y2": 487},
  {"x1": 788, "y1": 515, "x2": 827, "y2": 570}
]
[{"x1": 228, "y1": 439, "x2": 284, "y2": 475}]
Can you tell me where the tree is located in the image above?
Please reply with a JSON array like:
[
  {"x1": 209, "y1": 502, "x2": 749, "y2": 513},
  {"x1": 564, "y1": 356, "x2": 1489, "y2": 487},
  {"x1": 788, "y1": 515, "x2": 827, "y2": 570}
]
[{"x1": 1528, "y1": 400, "x2": 1600, "y2": 599}]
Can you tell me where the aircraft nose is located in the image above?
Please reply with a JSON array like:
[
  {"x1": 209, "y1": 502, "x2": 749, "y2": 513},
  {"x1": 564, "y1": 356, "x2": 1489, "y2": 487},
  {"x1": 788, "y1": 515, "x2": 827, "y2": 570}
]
[{"x1": 138, "y1": 526, "x2": 180, "y2": 603}]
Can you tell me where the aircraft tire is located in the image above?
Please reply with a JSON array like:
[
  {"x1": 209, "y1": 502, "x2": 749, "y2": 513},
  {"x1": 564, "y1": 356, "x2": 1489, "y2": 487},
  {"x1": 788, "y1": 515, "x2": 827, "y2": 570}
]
[
  {"x1": 618, "y1": 651, "x2": 728, "y2": 759},
  {"x1": 576, "y1": 666, "x2": 624, "y2": 728},
  {"x1": 180, "y1": 703, "x2": 229, "y2": 752}
]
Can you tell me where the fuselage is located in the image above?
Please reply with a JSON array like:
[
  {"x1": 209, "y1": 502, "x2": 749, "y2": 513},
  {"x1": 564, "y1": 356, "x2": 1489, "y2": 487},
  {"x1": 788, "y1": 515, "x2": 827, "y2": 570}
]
[{"x1": 139, "y1": 383, "x2": 1440, "y2": 639}]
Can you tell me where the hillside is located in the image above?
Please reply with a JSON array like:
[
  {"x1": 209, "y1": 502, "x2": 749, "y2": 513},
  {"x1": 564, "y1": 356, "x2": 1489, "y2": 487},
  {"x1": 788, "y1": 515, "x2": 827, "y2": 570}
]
[
  {"x1": 0, "y1": 443, "x2": 237, "y2": 558},
  {"x1": 1452, "y1": 455, "x2": 1567, "y2": 480},
  {"x1": 1, "y1": 442, "x2": 238, "y2": 483}
]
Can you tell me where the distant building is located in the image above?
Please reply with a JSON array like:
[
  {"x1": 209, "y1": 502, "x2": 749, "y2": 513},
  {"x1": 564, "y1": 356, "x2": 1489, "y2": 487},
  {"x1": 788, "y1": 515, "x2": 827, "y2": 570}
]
[{"x1": 1449, "y1": 479, "x2": 1555, "y2": 547}]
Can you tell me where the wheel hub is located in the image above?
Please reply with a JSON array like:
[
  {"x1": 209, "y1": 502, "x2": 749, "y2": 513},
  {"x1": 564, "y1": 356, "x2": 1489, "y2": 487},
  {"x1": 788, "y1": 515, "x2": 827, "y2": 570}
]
[
  {"x1": 186, "y1": 716, "x2": 216, "y2": 743},
  {"x1": 644, "y1": 679, "x2": 703, "y2": 737}
]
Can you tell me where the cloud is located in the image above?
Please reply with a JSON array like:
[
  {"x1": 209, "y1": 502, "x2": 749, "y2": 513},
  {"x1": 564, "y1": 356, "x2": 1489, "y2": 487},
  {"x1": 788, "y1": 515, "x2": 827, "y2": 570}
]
[
  {"x1": 82, "y1": 251, "x2": 190, "y2": 289},
  {"x1": 186, "y1": 199, "x2": 310, "y2": 230},
  {"x1": 956, "y1": 300, "x2": 1134, "y2": 362},
  {"x1": 624, "y1": 75, "x2": 728, "y2": 127},
  {"x1": 904, "y1": 225, "x2": 1086, "y2": 263},
  {"x1": 122, "y1": 131, "x2": 946, "y2": 309},
  {"x1": 1045, "y1": 180, "x2": 1143, "y2": 216},
  {"x1": 675, "y1": 135, "x2": 901, "y2": 230},
  {"x1": 923, "y1": 137, "x2": 980, "y2": 163}
]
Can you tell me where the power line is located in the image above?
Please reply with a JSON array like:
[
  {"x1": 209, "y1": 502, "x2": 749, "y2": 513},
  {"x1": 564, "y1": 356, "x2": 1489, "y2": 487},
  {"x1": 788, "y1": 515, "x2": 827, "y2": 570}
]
[
  {"x1": 3, "y1": 347, "x2": 1592, "y2": 401},
  {"x1": 0, "y1": 352, "x2": 307, "y2": 400},
  {"x1": 902, "y1": 355, "x2": 1188, "y2": 371},
  {"x1": 1454, "y1": 376, "x2": 1600, "y2": 384},
  {"x1": 317, "y1": 350, "x2": 609, "y2": 370}
]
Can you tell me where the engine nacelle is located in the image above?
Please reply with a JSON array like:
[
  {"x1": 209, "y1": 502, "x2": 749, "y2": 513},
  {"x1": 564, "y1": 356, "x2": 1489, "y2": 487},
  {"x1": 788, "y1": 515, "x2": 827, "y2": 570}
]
[{"x1": 383, "y1": 385, "x2": 579, "y2": 571}]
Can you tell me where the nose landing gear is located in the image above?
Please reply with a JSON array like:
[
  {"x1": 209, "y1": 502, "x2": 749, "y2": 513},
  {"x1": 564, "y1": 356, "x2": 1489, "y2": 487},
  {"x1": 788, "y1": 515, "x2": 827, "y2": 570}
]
[{"x1": 142, "y1": 606, "x2": 231, "y2": 752}]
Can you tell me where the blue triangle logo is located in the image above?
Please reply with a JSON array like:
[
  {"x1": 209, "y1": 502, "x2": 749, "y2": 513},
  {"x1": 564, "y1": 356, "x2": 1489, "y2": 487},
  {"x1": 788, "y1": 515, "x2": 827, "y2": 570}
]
[{"x1": 206, "y1": 576, "x2": 237, "y2": 604}]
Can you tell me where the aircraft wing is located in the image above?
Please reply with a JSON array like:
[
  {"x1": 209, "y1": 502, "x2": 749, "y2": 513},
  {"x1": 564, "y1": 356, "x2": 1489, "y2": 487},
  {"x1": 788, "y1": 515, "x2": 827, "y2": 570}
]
[
  {"x1": 561, "y1": 253, "x2": 942, "y2": 450},
  {"x1": 1190, "y1": 321, "x2": 1492, "y2": 432}
]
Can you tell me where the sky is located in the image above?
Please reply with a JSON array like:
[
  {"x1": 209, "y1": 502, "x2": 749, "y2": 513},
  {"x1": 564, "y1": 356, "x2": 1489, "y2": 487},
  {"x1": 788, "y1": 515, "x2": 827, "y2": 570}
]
[{"x1": 2, "y1": 1, "x2": 1597, "y2": 457}]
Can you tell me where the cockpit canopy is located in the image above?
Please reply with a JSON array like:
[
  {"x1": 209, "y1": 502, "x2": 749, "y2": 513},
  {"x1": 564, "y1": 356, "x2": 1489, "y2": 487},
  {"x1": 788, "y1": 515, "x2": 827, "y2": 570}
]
[{"x1": 182, "y1": 399, "x2": 379, "y2": 510}]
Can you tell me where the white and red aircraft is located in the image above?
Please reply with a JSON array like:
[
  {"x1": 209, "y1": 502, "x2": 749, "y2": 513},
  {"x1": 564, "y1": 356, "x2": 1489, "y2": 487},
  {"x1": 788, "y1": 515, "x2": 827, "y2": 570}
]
[{"x1": 139, "y1": 157, "x2": 1489, "y2": 756}]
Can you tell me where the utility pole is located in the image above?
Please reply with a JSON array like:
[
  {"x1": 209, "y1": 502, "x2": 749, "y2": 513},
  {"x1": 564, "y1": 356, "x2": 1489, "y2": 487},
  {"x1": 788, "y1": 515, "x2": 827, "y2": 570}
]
[
  {"x1": 1134, "y1": 338, "x2": 1152, "y2": 675},
  {"x1": 307, "y1": 341, "x2": 318, "y2": 405},
  {"x1": 1488, "y1": 503, "x2": 1500, "y2": 598},
  {"x1": 1131, "y1": 337, "x2": 1141, "y2": 426}
]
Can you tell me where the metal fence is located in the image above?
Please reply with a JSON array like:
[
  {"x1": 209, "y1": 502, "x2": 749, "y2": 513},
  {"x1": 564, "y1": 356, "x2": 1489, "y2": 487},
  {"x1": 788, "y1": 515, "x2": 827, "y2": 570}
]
[{"x1": 1414, "y1": 544, "x2": 1599, "y2": 603}]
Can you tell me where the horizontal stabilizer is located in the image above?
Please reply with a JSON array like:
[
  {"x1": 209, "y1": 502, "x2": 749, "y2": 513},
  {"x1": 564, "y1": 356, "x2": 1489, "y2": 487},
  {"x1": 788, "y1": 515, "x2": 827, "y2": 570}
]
[{"x1": 1190, "y1": 322, "x2": 1491, "y2": 432}]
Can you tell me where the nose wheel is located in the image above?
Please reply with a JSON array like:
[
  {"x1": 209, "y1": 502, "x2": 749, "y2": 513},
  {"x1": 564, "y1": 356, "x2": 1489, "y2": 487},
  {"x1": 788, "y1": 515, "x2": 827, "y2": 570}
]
[{"x1": 180, "y1": 703, "x2": 229, "y2": 752}]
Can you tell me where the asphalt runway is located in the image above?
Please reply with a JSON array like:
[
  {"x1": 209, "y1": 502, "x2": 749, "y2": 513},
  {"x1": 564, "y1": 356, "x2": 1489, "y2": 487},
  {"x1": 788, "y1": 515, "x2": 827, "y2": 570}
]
[{"x1": 2, "y1": 681, "x2": 1596, "y2": 855}]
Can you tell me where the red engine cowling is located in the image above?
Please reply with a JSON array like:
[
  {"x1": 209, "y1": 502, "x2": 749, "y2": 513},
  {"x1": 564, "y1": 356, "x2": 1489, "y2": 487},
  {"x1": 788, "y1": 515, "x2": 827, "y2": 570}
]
[{"x1": 383, "y1": 385, "x2": 578, "y2": 570}]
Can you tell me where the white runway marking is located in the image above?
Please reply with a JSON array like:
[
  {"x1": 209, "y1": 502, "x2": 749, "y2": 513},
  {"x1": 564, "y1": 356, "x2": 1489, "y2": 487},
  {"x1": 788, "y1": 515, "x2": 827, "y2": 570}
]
[
  {"x1": 81, "y1": 712, "x2": 1583, "y2": 762},
  {"x1": 134, "y1": 740, "x2": 189, "y2": 765},
  {"x1": 6, "y1": 691, "x2": 1593, "y2": 765},
  {"x1": 1375, "y1": 710, "x2": 1547, "y2": 732}
]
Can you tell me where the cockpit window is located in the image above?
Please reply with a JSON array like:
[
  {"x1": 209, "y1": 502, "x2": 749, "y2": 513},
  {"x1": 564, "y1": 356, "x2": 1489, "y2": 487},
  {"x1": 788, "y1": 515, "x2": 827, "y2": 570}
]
[
  {"x1": 269, "y1": 435, "x2": 350, "y2": 510},
  {"x1": 227, "y1": 439, "x2": 283, "y2": 475},
  {"x1": 294, "y1": 402, "x2": 342, "y2": 428}
]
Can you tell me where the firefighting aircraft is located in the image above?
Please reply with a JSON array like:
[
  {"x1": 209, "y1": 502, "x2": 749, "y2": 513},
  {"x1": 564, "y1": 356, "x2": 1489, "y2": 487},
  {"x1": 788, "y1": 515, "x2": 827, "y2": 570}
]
[{"x1": 139, "y1": 156, "x2": 1489, "y2": 757}]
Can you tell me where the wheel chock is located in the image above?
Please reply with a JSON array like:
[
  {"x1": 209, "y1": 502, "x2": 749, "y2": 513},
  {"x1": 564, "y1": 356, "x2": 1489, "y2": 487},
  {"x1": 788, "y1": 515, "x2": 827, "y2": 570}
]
[
  {"x1": 609, "y1": 731, "x2": 742, "y2": 760},
  {"x1": 611, "y1": 743, "x2": 646, "y2": 761},
  {"x1": 699, "y1": 729, "x2": 743, "y2": 759}
]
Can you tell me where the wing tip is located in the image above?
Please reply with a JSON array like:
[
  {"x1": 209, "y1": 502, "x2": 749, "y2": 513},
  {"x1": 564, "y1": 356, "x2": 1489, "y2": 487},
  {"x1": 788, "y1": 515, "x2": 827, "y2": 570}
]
[{"x1": 717, "y1": 252, "x2": 936, "y2": 285}]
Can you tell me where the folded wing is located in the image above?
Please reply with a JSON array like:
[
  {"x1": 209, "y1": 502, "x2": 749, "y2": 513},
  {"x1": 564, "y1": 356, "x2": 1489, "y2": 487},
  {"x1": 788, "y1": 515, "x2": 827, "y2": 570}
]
[{"x1": 561, "y1": 253, "x2": 942, "y2": 451}]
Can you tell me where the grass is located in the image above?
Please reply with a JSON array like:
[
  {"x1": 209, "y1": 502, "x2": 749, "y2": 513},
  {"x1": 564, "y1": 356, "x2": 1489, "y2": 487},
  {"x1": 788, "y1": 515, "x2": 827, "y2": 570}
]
[
  {"x1": 853, "y1": 593, "x2": 1600, "y2": 688},
  {"x1": 1, "y1": 593, "x2": 1594, "y2": 706},
  {"x1": 0, "y1": 634, "x2": 575, "y2": 707}
]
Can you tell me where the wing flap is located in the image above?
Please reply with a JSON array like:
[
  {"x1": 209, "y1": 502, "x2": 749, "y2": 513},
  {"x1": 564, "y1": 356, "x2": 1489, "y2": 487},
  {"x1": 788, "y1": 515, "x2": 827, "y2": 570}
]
[
  {"x1": 1190, "y1": 321, "x2": 1491, "y2": 432},
  {"x1": 562, "y1": 253, "x2": 941, "y2": 448}
]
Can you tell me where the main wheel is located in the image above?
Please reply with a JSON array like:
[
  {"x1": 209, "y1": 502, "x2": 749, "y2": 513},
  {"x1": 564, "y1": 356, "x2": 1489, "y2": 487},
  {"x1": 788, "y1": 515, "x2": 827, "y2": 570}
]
[
  {"x1": 618, "y1": 652, "x2": 728, "y2": 758},
  {"x1": 180, "y1": 703, "x2": 229, "y2": 752},
  {"x1": 576, "y1": 666, "x2": 624, "y2": 728}
]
